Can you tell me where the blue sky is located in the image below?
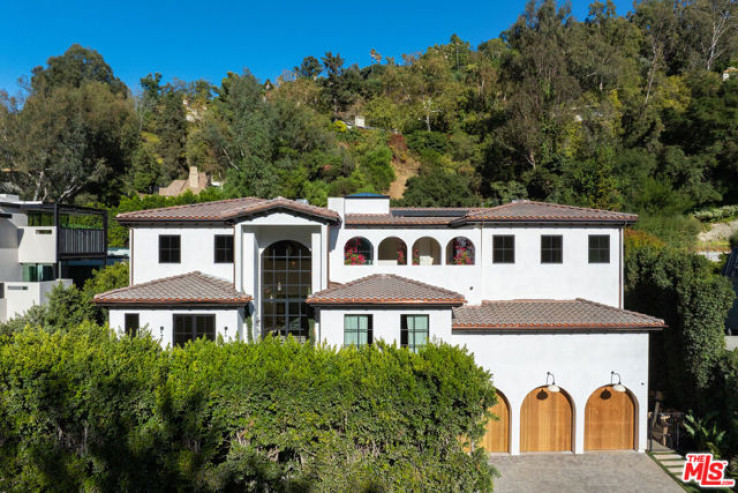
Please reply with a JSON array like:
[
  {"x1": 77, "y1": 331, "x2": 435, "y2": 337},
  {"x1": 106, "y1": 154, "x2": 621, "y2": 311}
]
[{"x1": 0, "y1": 0, "x2": 635, "y2": 95}]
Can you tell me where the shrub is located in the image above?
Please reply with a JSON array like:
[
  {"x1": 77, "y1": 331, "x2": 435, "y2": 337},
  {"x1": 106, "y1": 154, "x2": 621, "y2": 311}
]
[{"x1": 0, "y1": 327, "x2": 498, "y2": 491}]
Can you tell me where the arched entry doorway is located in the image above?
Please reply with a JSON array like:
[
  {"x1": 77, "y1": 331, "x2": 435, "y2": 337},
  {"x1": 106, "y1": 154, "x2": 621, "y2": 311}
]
[
  {"x1": 520, "y1": 386, "x2": 573, "y2": 452},
  {"x1": 261, "y1": 240, "x2": 311, "y2": 341},
  {"x1": 585, "y1": 385, "x2": 636, "y2": 450},
  {"x1": 481, "y1": 390, "x2": 510, "y2": 453}
]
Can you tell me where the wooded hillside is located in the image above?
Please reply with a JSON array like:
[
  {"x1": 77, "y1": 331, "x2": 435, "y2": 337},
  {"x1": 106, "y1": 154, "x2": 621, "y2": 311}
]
[{"x1": 1, "y1": 0, "x2": 737, "y2": 220}]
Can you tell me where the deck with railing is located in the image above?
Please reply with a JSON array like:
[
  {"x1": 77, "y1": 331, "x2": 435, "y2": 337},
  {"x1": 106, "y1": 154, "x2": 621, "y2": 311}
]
[{"x1": 59, "y1": 228, "x2": 106, "y2": 257}]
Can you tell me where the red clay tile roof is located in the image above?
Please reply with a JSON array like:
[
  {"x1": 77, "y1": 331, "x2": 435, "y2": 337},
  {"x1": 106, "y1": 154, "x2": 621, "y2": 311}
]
[
  {"x1": 344, "y1": 201, "x2": 637, "y2": 227},
  {"x1": 93, "y1": 271, "x2": 252, "y2": 306},
  {"x1": 307, "y1": 274, "x2": 466, "y2": 306},
  {"x1": 116, "y1": 197, "x2": 339, "y2": 225},
  {"x1": 452, "y1": 298, "x2": 665, "y2": 332},
  {"x1": 458, "y1": 201, "x2": 637, "y2": 224}
]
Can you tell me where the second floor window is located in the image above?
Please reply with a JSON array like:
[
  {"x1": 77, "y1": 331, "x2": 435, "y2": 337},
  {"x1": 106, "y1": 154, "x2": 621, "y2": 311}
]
[
  {"x1": 401, "y1": 315, "x2": 429, "y2": 353},
  {"x1": 589, "y1": 235, "x2": 610, "y2": 263},
  {"x1": 214, "y1": 235, "x2": 234, "y2": 263},
  {"x1": 344, "y1": 315, "x2": 372, "y2": 347},
  {"x1": 541, "y1": 235, "x2": 563, "y2": 264},
  {"x1": 493, "y1": 235, "x2": 515, "y2": 264},
  {"x1": 159, "y1": 235, "x2": 181, "y2": 263}
]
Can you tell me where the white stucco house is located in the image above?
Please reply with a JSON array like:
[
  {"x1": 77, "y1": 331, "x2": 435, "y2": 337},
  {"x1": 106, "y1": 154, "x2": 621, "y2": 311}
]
[
  {"x1": 95, "y1": 193, "x2": 665, "y2": 456},
  {"x1": 0, "y1": 194, "x2": 107, "y2": 322}
]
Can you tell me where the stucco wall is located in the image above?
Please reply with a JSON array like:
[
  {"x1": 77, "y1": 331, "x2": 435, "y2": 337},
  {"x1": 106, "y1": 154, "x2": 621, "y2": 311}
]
[
  {"x1": 131, "y1": 226, "x2": 236, "y2": 284},
  {"x1": 2, "y1": 279, "x2": 73, "y2": 322},
  {"x1": 17, "y1": 226, "x2": 57, "y2": 264},
  {"x1": 317, "y1": 307, "x2": 452, "y2": 346},
  {"x1": 329, "y1": 225, "x2": 622, "y2": 306},
  {"x1": 452, "y1": 331, "x2": 650, "y2": 455},
  {"x1": 109, "y1": 307, "x2": 245, "y2": 347}
]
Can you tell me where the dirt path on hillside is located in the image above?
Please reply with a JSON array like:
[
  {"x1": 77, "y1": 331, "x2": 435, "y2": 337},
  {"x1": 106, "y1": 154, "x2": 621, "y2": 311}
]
[{"x1": 388, "y1": 156, "x2": 421, "y2": 200}]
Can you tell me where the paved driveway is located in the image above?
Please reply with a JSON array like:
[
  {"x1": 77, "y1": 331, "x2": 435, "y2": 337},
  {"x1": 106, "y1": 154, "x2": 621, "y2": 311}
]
[{"x1": 490, "y1": 452, "x2": 683, "y2": 493}]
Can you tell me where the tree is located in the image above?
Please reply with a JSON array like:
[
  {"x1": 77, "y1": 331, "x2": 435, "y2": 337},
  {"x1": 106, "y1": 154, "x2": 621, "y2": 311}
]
[
  {"x1": 625, "y1": 244, "x2": 735, "y2": 410},
  {"x1": 399, "y1": 166, "x2": 478, "y2": 207},
  {"x1": 294, "y1": 56, "x2": 322, "y2": 79},
  {"x1": 30, "y1": 44, "x2": 128, "y2": 96},
  {"x1": 0, "y1": 82, "x2": 137, "y2": 203}
]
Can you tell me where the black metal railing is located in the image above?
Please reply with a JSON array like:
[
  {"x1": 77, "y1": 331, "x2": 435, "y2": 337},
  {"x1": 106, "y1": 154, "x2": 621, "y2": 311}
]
[{"x1": 59, "y1": 228, "x2": 106, "y2": 256}]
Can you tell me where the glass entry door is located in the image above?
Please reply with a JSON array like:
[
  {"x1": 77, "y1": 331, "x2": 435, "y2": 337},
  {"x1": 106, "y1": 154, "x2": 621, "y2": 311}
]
[{"x1": 261, "y1": 240, "x2": 311, "y2": 341}]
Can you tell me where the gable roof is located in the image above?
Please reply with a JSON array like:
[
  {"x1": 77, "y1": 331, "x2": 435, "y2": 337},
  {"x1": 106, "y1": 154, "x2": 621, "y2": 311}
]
[
  {"x1": 306, "y1": 274, "x2": 466, "y2": 306},
  {"x1": 93, "y1": 271, "x2": 252, "y2": 306},
  {"x1": 116, "y1": 197, "x2": 340, "y2": 225},
  {"x1": 452, "y1": 298, "x2": 665, "y2": 333}
]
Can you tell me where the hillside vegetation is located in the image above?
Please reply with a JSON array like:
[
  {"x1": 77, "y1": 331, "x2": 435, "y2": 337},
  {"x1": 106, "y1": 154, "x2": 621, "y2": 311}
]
[{"x1": 1, "y1": 0, "x2": 737, "y2": 226}]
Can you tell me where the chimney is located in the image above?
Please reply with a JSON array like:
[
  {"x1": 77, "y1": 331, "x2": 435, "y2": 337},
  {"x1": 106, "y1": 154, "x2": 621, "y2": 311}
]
[{"x1": 189, "y1": 166, "x2": 198, "y2": 188}]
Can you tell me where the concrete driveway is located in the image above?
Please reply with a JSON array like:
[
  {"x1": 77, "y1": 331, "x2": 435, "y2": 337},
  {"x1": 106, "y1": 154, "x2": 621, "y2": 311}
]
[{"x1": 490, "y1": 452, "x2": 683, "y2": 493}]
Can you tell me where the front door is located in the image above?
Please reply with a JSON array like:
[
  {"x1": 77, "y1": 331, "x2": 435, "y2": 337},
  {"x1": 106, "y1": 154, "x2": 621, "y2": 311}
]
[{"x1": 261, "y1": 240, "x2": 311, "y2": 341}]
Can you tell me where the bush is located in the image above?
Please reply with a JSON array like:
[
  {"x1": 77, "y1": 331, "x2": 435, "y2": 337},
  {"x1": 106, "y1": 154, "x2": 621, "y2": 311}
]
[
  {"x1": 625, "y1": 245, "x2": 734, "y2": 410},
  {"x1": 0, "y1": 327, "x2": 498, "y2": 491},
  {"x1": 692, "y1": 204, "x2": 738, "y2": 223}
]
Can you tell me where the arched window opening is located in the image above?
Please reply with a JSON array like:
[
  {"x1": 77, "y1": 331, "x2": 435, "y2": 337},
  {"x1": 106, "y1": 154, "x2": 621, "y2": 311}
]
[
  {"x1": 378, "y1": 237, "x2": 407, "y2": 265},
  {"x1": 446, "y1": 237, "x2": 475, "y2": 265},
  {"x1": 344, "y1": 237, "x2": 373, "y2": 265},
  {"x1": 261, "y1": 240, "x2": 311, "y2": 342},
  {"x1": 411, "y1": 237, "x2": 441, "y2": 265}
]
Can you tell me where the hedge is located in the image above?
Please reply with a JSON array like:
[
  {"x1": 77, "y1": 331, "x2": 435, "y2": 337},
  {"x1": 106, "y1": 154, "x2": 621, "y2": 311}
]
[{"x1": 0, "y1": 324, "x2": 498, "y2": 491}]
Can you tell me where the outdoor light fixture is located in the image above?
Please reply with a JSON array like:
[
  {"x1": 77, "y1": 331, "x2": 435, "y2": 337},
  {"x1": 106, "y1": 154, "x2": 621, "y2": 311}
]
[
  {"x1": 546, "y1": 371, "x2": 560, "y2": 393},
  {"x1": 160, "y1": 326, "x2": 164, "y2": 339},
  {"x1": 611, "y1": 371, "x2": 626, "y2": 392},
  {"x1": 277, "y1": 281, "x2": 282, "y2": 292},
  {"x1": 224, "y1": 326, "x2": 228, "y2": 339}
]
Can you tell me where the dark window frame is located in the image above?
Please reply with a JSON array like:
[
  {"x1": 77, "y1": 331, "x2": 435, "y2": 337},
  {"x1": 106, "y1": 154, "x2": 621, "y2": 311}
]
[
  {"x1": 173, "y1": 314, "x2": 216, "y2": 346},
  {"x1": 541, "y1": 235, "x2": 563, "y2": 264},
  {"x1": 401, "y1": 314, "x2": 429, "y2": 353},
  {"x1": 159, "y1": 235, "x2": 181, "y2": 264},
  {"x1": 588, "y1": 235, "x2": 610, "y2": 264},
  {"x1": 261, "y1": 240, "x2": 311, "y2": 342},
  {"x1": 214, "y1": 234, "x2": 234, "y2": 263},
  {"x1": 124, "y1": 313, "x2": 140, "y2": 337},
  {"x1": 492, "y1": 235, "x2": 515, "y2": 264},
  {"x1": 344, "y1": 314, "x2": 373, "y2": 347}
]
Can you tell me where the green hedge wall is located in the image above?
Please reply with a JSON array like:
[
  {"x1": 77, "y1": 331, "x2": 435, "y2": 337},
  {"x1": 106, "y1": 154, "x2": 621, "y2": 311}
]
[{"x1": 0, "y1": 324, "x2": 497, "y2": 491}]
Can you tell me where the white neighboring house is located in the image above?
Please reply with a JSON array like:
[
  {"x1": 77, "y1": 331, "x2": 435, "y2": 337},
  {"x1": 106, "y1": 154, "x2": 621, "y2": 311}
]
[
  {"x1": 95, "y1": 193, "x2": 665, "y2": 456},
  {"x1": 0, "y1": 194, "x2": 108, "y2": 322}
]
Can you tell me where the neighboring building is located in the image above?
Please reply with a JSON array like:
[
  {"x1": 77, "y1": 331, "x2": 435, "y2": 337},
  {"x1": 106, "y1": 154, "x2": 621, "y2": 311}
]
[
  {"x1": 95, "y1": 193, "x2": 665, "y2": 455},
  {"x1": 0, "y1": 194, "x2": 107, "y2": 322},
  {"x1": 158, "y1": 166, "x2": 210, "y2": 197}
]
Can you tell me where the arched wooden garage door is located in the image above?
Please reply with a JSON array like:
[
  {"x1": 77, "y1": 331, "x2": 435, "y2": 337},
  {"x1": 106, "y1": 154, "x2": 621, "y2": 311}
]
[
  {"x1": 520, "y1": 386, "x2": 573, "y2": 452},
  {"x1": 585, "y1": 386, "x2": 635, "y2": 450},
  {"x1": 481, "y1": 390, "x2": 510, "y2": 453}
]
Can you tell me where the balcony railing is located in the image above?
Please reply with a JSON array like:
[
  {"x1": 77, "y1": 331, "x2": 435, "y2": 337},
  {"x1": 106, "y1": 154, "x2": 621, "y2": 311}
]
[{"x1": 59, "y1": 228, "x2": 106, "y2": 257}]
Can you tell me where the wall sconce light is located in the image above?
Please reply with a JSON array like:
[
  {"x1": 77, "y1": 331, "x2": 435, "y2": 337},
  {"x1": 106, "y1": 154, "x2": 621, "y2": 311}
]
[
  {"x1": 160, "y1": 326, "x2": 164, "y2": 339},
  {"x1": 224, "y1": 326, "x2": 228, "y2": 339},
  {"x1": 611, "y1": 371, "x2": 626, "y2": 392},
  {"x1": 546, "y1": 371, "x2": 560, "y2": 393}
]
